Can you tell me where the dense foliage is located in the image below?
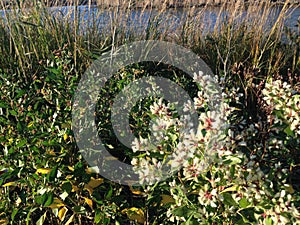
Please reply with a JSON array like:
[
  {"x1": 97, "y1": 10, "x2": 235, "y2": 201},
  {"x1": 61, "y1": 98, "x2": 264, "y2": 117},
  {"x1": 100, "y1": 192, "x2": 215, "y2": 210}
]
[{"x1": 0, "y1": 0, "x2": 299, "y2": 224}]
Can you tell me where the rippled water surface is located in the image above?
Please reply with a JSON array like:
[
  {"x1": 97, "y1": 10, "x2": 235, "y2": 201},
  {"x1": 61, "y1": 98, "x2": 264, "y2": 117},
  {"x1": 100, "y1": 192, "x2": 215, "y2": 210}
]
[{"x1": 1, "y1": 5, "x2": 299, "y2": 34}]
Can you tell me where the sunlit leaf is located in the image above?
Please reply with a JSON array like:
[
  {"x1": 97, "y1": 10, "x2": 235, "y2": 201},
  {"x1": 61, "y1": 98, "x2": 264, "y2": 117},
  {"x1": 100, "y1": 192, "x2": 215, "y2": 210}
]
[
  {"x1": 16, "y1": 197, "x2": 22, "y2": 206},
  {"x1": 84, "y1": 177, "x2": 104, "y2": 195},
  {"x1": 220, "y1": 185, "x2": 239, "y2": 193},
  {"x1": 122, "y1": 207, "x2": 145, "y2": 224},
  {"x1": 36, "y1": 168, "x2": 52, "y2": 174},
  {"x1": 239, "y1": 198, "x2": 250, "y2": 208},
  {"x1": 2, "y1": 181, "x2": 16, "y2": 187},
  {"x1": 83, "y1": 197, "x2": 93, "y2": 209},
  {"x1": 59, "y1": 191, "x2": 69, "y2": 201},
  {"x1": 36, "y1": 212, "x2": 47, "y2": 225},
  {"x1": 266, "y1": 217, "x2": 273, "y2": 225},
  {"x1": 58, "y1": 207, "x2": 68, "y2": 221},
  {"x1": 222, "y1": 155, "x2": 242, "y2": 165},
  {"x1": 67, "y1": 166, "x2": 74, "y2": 171},
  {"x1": 0, "y1": 219, "x2": 8, "y2": 225},
  {"x1": 47, "y1": 197, "x2": 63, "y2": 209},
  {"x1": 27, "y1": 121, "x2": 34, "y2": 128},
  {"x1": 129, "y1": 186, "x2": 145, "y2": 196},
  {"x1": 85, "y1": 166, "x2": 100, "y2": 174},
  {"x1": 106, "y1": 144, "x2": 114, "y2": 149}
]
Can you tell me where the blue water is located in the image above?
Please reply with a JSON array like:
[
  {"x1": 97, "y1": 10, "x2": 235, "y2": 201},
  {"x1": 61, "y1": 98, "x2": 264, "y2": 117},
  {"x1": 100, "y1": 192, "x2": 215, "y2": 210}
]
[{"x1": 1, "y1": 5, "x2": 299, "y2": 35}]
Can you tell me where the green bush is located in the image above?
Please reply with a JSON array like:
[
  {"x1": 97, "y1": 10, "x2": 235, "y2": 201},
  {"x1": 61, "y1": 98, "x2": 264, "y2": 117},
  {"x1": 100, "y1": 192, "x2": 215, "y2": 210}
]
[{"x1": 0, "y1": 0, "x2": 299, "y2": 224}]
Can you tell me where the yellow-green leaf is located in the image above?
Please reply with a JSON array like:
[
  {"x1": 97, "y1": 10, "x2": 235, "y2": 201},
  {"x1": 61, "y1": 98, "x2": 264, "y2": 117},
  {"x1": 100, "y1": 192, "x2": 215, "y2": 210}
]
[
  {"x1": 36, "y1": 168, "x2": 52, "y2": 174},
  {"x1": 84, "y1": 178, "x2": 104, "y2": 195},
  {"x1": 58, "y1": 207, "x2": 68, "y2": 221},
  {"x1": 27, "y1": 121, "x2": 34, "y2": 128},
  {"x1": 2, "y1": 182, "x2": 16, "y2": 187},
  {"x1": 122, "y1": 207, "x2": 145, "y2": 224},
  {"x1": 160, "y1": 194, "x2": 175, "y2": 205},
  {"x1": 83, "y1": 197, "x2": 93, "y2": 209},
  {"x1": 48, "y1": 198, "x2": 65, "y2": 209},
  {"x1": 0, "y1": 219, "x2": 8, "y2": 225},
  {"x1": 67, "y1": 166, "x2": 74, "y2": 171},
  {"x1": 36, "y1": 212, "x2": 47, "y2": 225},
  {"x1": 129, "y1": 186, "x2": 145, "y2": 196},
  {"x1": 220, "y1": 185, "x2": 239, "y2": 193}
]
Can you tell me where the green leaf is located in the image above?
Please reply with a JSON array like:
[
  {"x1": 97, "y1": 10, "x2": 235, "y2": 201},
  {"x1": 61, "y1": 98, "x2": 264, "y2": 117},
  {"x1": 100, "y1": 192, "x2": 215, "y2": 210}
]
[
  {"x1": 221, "y1": 185, "x2": 239, "y2": 193},
  {"x1": 222, "y1": 155, "x2": 242, "y2": 165},
  {"x1": 235, "y1": 218, "x2": 250, "y2": 225},
  {"x1": 47, "y1": 166, "x2": 58, "y2": 182},
  {"x1": 62, "y1": 182, "x2": 72, "y2": 194},
  {"x1": 17, "y1": 122, "x2": 22, "y2": 132},
  {"x1": 172, "y1": 206, "x2": 194, "y2": 218},
  {"x1": 10, "y1": 110, "x2": 17, "y2": 116},
  {"x1": 15, "y1": 89, "x2": 26, "y2": 98},
  {"x1": 11, "y1": 208, "x2": 19, "y2": 221},
  {"x1": 239, "y1": 198, "x2": 250, "y2": 208},
  {"x1": 74, "y1": 162, "x2": 85, "y2": 178},
  {"x1": 34, "y1": 102, "x2": 40, "y2": 110},
  {"x1": 183, "y1": 220, "x2": 199, "y2": 225},
  {"x1": 47, "y1": 67, "x2": 61, "y2": 76},
  {"x1": 105, "y1": 185, "x2": 113, "y2": 200},
  {"x1": 73, "y1": 206, "x2": 86, "y2": 214},
  {"x1": 94, "y1": 209, "x2": 102, "y2": 224},
  {"x1": 43, "y1": 192, "x2": 54, "y2": 207},
  {"x1": 284, "y1": 126, "x2": 294, "y2": 137},
  {"x1": 0, "y1": 102, "x2": 9, "y2": 108},
  {"x1": 36, "y1": 192, "x2": 48, "y2": 205},
  {"x1": 16, "y1": 139, "x2": 27, "y2": 148},
  {"x1": 36, "y1": 212, "x2": 47, "y2": 225},
  {"x1": 266, "y1": 216, "x2": 273, "y2": 225},
  {"x1": 222, "y1": 193, "x2": 238, "y2": 207}
]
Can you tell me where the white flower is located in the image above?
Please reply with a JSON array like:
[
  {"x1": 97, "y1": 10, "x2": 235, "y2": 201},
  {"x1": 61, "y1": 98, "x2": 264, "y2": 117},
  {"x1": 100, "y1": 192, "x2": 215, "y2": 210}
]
[
  {"x1": 199, "y1": 111, "x2": 222, "y2": 130},
  {"x1": 150, "y1": 98, "x2": 168, "y2": 116},
  {"x1": 193, "y1": 71, "x2": 204, "y2": 83},
  {"x1": 131, "y1": 158, "x2": 138, "y2": 166},
  {"x1": 193, "y1": 91, "x2": 205, "y2": 109},
  {"x1": 198, "y1": 185, "x2": 219, "y2": 208}
]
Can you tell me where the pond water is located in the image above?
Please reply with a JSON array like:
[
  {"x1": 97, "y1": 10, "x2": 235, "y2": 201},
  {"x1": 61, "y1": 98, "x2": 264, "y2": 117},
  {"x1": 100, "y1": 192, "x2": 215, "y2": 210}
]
[{"x1": 1, "y1": 5, "x2": 299, "y2": 35}]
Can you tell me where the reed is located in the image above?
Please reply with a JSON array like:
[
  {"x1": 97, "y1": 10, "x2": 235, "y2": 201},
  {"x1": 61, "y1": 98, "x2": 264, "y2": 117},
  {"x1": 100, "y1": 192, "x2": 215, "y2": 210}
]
[{"x1": 0, "y1": 0, "x2": 298, "y2": 83}]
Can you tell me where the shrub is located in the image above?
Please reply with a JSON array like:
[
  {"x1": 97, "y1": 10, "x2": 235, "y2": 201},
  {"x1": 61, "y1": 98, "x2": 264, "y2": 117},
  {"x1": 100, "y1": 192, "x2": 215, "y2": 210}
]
[{"x1": 0, "y1": 0, "x2": 299, "y2": 224}]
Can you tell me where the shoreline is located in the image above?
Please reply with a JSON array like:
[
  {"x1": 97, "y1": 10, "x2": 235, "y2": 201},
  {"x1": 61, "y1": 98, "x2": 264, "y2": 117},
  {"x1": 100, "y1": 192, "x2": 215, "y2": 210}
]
[
  {"x1": 1, "y1": 0, "x2": 299, "y2": 10},
  {"x1": 95, "y1": 0, "x2": 300, "y2": 8}
]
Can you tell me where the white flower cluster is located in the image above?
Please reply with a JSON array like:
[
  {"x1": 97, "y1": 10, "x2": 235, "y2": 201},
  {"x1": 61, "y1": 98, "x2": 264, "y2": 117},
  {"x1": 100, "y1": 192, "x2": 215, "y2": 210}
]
[
  {"x1": 130, "y1": 71, "x2": 230, "y2": 185},
  {"x1": 166, "y1": 141, "x2": 300, "y2": 224},
  {"x1": 262, "y1": 79, "x2": 300, "y2": 136},
  {"x1": 130, "y1": 74, "x2": 300, "y2": 224},
  {"x1": 165, "y1": 78, "x2": 300, "y2": 224}
]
